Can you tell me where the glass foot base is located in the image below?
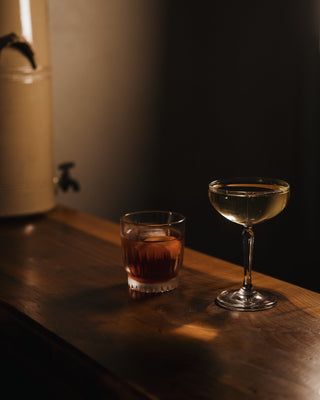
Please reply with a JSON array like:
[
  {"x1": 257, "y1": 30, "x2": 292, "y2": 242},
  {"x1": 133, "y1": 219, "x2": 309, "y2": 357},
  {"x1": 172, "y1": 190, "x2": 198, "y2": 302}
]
[
  {"x1": 128, "y1": 276, "x2": 179, "y2": 294},
  {"x1": 216, "y1": 287, "x2": 277, "y2": 311}
]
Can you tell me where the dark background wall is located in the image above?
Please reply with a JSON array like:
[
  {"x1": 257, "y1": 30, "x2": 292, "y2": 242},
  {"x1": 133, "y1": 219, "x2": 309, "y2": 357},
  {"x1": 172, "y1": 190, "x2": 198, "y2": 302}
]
[
  {"x1": 52, "y1": 0, "x2": 320, "y2": 292},
  {"x1": 145, "y1": 0, "x2": 320, "y2": 292}
]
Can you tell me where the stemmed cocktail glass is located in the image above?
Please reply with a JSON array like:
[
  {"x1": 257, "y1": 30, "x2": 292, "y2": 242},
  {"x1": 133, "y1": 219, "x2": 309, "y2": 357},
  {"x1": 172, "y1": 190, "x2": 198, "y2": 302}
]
[{"x1": 208, "y1": 177, "x2": 290, "y2": 311}]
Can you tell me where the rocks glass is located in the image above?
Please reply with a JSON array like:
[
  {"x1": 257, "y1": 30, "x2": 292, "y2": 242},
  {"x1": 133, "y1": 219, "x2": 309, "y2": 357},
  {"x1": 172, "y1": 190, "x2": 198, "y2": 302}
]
[{"x1": 120, "y1": 211, "x2": 185, "y2": 294}]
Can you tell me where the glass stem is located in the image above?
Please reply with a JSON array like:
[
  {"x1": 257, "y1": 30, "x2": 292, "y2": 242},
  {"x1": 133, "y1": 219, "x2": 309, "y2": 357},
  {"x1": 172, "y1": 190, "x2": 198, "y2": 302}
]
[{"x1": 242, "y1": 226, "x2": 254, "y2": 291}]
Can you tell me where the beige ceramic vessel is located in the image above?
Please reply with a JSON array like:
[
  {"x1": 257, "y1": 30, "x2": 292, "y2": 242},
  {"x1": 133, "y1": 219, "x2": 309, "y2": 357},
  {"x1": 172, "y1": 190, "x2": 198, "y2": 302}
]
[{"x1": 0, "y1": 0, "x2": 55, "y2": 216}]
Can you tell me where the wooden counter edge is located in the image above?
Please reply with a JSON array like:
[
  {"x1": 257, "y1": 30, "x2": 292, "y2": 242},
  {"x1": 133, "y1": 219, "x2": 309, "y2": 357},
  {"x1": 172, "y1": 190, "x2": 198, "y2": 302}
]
[
  {"x1": 48, "y1": 204, "x2": 320, "y2": 313},
  {"x1": 48, "y1": 204, "x2": 239, "y2": 272}
]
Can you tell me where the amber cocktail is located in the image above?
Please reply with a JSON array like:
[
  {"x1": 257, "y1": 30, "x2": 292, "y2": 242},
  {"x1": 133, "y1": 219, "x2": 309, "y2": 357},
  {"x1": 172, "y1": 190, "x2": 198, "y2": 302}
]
[{"x1": 120, "y1": 211, "x2": 185, "y2": 293}]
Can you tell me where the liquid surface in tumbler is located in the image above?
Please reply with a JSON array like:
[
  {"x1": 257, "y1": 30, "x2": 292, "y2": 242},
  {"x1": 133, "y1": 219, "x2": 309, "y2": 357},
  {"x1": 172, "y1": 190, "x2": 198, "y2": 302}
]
[
  {"x1": 209, "y1": 183, "x2": 289, "y2": 226},
  {"x1": 121, "y1": 229, "x2": 184, "y2": 283}
]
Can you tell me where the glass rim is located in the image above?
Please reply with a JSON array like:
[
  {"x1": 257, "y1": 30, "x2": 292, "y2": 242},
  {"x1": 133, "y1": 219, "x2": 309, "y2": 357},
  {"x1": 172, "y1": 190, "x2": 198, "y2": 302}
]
[
  {"x1": 208, "y1": 177, "x2": 290, "y2": 196},
  {"x1": 120, "y1": 210, "x2": 186, "y2": 226}
]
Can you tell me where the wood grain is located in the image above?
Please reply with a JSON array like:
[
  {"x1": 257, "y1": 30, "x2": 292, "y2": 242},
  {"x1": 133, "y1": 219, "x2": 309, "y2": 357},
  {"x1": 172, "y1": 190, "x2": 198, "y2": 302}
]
[{"x1": 0, "y1": 205, "x2": 320, "y2": 399}]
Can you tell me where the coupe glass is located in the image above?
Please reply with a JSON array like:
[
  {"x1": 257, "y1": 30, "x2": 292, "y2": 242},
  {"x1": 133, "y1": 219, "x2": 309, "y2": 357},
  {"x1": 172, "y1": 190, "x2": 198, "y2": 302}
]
[{"x1": 208, "y1": 177, "x2": 290, "y2": 311}]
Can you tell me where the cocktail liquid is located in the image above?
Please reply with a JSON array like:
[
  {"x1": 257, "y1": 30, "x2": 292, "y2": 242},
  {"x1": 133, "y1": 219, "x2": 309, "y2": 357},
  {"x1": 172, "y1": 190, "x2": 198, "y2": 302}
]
[
  {"x1": 121, "y1": 230, "x2": 184, "y2": 283},
  {"x1": 209, "y1": 183, "x2": 289, "y2": 227}
]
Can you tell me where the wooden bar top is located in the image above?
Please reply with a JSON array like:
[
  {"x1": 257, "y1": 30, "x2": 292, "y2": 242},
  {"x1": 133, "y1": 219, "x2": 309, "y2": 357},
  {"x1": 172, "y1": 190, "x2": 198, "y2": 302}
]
[{"x1": 0, "y1": 205, "x2": 320, "y2": 399}]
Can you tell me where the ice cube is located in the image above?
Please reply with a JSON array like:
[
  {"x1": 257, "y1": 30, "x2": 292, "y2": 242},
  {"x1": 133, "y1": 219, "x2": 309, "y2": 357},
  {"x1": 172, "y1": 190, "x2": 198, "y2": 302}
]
[{"x1": 143, "y1": 227, "x2": 167, "y2": 239}]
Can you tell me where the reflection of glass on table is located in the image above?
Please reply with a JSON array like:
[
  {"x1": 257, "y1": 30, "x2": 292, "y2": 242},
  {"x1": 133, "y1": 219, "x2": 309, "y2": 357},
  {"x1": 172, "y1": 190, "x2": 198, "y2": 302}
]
[{"x1": 208, "y1": 177, "x2": 290, "y2": 311}]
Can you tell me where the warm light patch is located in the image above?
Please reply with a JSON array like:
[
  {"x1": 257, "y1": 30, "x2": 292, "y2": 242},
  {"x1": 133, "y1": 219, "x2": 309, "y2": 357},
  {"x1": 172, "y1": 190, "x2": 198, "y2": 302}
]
[
  {"x1": 172, "y1": 323, "x2": 218, "y2": 341},
  {"x1": 24, "y1": 224, "x2": 35, "y2": 235}
]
